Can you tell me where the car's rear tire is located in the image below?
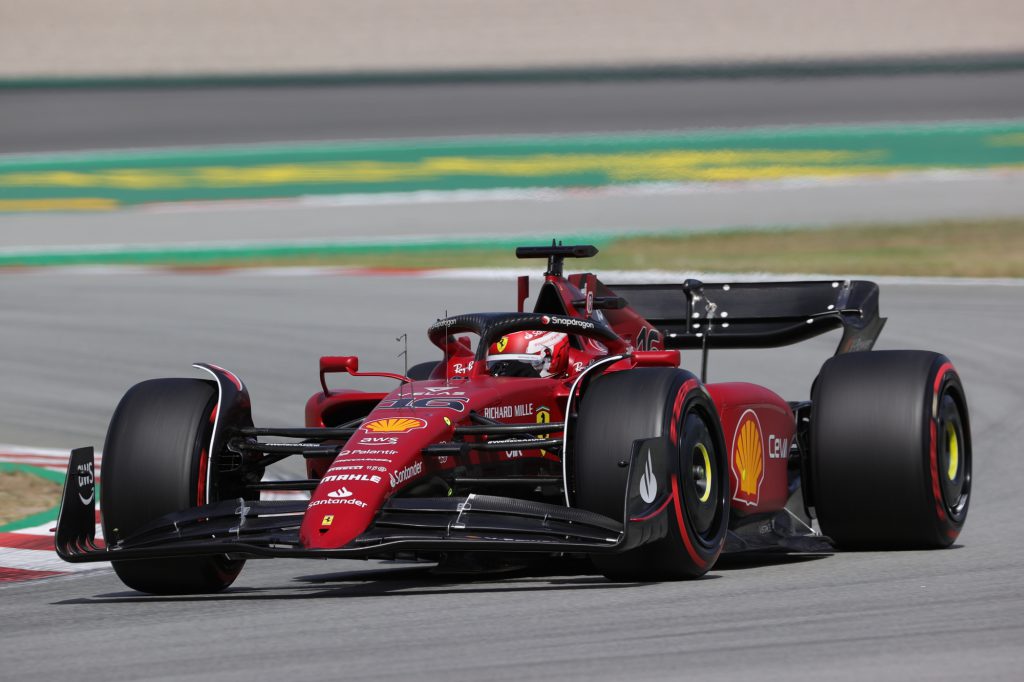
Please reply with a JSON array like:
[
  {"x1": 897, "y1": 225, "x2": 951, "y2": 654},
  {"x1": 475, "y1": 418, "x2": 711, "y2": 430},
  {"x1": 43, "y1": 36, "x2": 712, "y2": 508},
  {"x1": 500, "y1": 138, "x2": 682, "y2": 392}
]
[
  {"x1": 101, "y1": 378, "x2": 246, "y2": 594},
  {"x1": 810, "y1": 351, "x2": 971, "y2": 549},
  {"x1": 574, "y1": 368, "x2": 729, "y2": 580}
]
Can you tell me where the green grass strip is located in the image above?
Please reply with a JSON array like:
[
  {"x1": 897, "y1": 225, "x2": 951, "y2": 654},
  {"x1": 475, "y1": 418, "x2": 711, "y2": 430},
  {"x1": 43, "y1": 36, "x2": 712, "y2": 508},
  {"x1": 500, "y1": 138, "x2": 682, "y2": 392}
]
[
  {"x1": 0, "y1": 505, "x2": 61, "y2": 533},
  {"x1": 0, "y1": 463, "x2": 65, "y2": 533},
  {"x1": 4, "y1": 118, "x2": 1024, "y2": 167},
  {"x1": 2, "y1": 218, "x2": 1020, "y2": 277},
  {"x1": 0, "y1": 234, "x2": 617, "y2": 268},
  {"x1": 0, "y1": 462, "x2": 65, "y2": 485},
  {"x1": 2, "y1": 120, "x2": 1023, "y2": 209}
]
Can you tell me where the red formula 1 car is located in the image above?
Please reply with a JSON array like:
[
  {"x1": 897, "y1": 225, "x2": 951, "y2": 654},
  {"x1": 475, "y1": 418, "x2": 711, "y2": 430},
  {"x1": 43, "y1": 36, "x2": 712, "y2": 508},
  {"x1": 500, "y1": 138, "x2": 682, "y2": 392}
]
[{"x1": 56, "y1": 244, "x2": 972, "y2": 594}]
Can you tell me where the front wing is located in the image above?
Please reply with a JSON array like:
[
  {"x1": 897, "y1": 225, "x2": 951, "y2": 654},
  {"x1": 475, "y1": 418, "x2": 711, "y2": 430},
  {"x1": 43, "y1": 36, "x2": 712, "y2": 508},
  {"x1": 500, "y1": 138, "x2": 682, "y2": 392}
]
[{"x1": 55, "y1": 443, "x2": 673, "y2": 563}]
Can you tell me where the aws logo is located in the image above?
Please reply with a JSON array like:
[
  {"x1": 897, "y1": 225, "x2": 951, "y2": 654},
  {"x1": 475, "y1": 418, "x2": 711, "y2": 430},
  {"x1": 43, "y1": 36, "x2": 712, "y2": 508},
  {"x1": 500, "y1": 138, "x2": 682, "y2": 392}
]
[{"x1": 730, "y1": 410, "x2": 765, "y2": 506}]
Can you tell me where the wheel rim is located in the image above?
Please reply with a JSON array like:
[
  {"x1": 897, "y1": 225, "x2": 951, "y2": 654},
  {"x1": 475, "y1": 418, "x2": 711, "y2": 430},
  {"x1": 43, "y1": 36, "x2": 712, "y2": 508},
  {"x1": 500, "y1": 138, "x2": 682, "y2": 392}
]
[
  {"x1": 937, "y1": 391, "x2": 969, "y2": 518},
  {"x1": 693, "y1": 443, "x2": 713, "y2": 504},
  {"x1": 679, "y1": 410, "x2": 722, "y2": 540},
  {"x1": 945, "y1": 422, "x2": 959, "y2": 482}
]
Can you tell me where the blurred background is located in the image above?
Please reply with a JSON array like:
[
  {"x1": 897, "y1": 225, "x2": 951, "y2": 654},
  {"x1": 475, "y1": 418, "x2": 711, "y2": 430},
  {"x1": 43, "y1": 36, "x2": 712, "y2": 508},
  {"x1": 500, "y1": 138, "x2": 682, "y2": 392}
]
[
  {"x1": 1, "y1": 0, "x2": 1023, "y2": 443},
  {"x1": 3, "y1": 5, "x2": 1024, "y2": 676}
]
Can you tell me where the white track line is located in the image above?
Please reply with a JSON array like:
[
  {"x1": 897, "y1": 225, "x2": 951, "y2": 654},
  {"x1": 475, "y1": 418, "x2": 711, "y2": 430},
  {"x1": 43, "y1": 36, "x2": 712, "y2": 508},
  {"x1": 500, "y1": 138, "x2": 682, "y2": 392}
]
[
  {"x1": 0, "y1": 446, "x2": 304, "y2": 585},
  {"x1": 0, "y1": 548, "x2": 105, "y2": 574}
]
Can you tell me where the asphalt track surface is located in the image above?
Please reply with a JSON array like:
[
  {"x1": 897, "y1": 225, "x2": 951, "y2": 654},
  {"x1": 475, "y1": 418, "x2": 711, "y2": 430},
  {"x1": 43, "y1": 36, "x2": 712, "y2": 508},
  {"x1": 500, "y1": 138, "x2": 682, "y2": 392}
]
[
  {"x1": 1, "y1": 271, "x2": 1022, "y2": 680},
  {"x1": 4, "y1": 70, "x2": 1024, "y2": 153}
]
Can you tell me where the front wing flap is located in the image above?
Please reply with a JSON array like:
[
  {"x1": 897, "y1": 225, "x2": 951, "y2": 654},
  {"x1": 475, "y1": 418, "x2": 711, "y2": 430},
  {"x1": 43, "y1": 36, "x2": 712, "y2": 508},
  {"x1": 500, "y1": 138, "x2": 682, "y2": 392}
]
[{"x1": 55, "y1": 445, "x2": 670, "y2": 563}]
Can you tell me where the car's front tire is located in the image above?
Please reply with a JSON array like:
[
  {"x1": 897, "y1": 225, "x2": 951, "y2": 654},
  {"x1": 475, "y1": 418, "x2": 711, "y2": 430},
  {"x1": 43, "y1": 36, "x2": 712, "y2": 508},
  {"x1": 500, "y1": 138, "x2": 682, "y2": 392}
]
[
  {"x1": 574, "y1": 368, "x2": 729, "y2": 580},
  {"x1": 101, "y1": 378, "x2": 246, "y2": 594}
]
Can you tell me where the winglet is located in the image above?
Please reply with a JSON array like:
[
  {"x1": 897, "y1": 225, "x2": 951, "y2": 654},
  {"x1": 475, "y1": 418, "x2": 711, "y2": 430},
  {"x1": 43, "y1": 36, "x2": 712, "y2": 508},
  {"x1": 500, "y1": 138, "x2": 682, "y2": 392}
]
[{"x1": 55, "y1": 447, "x2": 100, "y2": 561}]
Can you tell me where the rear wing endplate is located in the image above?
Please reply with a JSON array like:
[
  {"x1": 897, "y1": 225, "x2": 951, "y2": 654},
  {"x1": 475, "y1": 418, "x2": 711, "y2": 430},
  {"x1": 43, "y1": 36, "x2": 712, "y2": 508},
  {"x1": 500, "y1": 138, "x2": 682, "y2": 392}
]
[{"x1": 606, "y1": 279, "x2": 885, "y2": 355}]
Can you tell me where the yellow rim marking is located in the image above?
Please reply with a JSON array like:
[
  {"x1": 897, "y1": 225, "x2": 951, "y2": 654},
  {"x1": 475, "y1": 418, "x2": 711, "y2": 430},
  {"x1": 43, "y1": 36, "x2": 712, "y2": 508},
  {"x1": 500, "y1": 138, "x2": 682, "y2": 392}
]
[
  {"x1": 695, "y1": 442, "x2": 713, "y2": 503},
  {"x1": 946, "y1": 422, "x2": 959, "y2": 481}
]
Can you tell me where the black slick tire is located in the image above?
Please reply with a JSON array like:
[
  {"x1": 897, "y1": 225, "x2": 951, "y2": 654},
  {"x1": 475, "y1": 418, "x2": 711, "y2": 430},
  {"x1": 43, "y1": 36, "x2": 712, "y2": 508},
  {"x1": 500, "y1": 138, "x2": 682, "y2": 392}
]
[
  {"x1": 810, "y1": 351, "x2": 971, "y2": 549},
  {"x1": 101, "y1": 378, "x2": 245, "y2": 594},
  {"x1": 574, "y1": 368, "x2": 729, "y2": 580}
]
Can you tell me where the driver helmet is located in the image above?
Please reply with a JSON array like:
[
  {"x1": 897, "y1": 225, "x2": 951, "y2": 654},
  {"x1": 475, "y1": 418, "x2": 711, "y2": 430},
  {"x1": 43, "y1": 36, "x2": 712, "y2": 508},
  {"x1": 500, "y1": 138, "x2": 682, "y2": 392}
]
[{"x1": 487, "y1": 331, "x2": 570, "y2": 378}]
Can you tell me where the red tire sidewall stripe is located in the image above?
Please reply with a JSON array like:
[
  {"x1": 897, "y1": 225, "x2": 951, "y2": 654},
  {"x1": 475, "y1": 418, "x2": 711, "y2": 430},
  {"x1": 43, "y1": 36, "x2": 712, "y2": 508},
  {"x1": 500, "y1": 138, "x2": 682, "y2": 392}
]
[
  {"x1": 669, "y1": 378, "x2": 698, "y2": 443},
  {"x1": 671, "y1": 473, "x2": 709, "y2": 570},
  {"x1": 196, "y1": 448, "x2": 208, "y2": 505},
  {"x1": 197, "y1": 402, "x2": 218, "y2": 504},
  {"x1": 630, "y1": 493, "x2": 674, "y2": 522},
  {"x1": 928, "y1": 362, "x2": 955, "y2": 525},
  {"x1": 668, "y1": 378, "x2": 720, "y2": 570}
]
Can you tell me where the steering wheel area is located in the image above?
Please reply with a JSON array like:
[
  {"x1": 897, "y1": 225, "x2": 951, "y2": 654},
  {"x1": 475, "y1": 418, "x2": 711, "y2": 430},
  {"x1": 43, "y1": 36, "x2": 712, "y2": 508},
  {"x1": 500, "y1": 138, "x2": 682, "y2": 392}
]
[{"x1": 427, "y1": 312, "x2": 628, "y2": 376}]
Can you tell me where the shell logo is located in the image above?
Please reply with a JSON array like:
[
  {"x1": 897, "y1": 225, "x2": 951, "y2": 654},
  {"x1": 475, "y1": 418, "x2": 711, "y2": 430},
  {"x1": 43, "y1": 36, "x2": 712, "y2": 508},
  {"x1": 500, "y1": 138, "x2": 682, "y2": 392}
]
[
  {"x1": 730, "y1": 409, "x2": 765, "y2": 506},
  {"x1": 362, "y1": 417, "x2": 427, "y2": 433}
]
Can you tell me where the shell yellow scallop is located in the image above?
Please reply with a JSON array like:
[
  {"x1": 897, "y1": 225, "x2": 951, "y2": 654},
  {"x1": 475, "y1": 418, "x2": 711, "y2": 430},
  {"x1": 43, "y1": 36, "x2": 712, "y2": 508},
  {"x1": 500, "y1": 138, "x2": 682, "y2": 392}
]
[
  {"x1": 731, "y1": 410, "x2": 764, "y2": 506},
  {"x1": 362, "y1": 417, "x2": 427, "y2": 433}
]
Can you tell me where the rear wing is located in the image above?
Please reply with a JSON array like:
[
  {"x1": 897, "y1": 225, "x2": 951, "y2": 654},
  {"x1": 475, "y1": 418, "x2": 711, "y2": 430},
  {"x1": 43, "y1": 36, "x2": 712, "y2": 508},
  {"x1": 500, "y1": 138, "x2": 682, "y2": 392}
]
[{"x1": 605, "y1": 279, "x2": 885, "y2": 355}]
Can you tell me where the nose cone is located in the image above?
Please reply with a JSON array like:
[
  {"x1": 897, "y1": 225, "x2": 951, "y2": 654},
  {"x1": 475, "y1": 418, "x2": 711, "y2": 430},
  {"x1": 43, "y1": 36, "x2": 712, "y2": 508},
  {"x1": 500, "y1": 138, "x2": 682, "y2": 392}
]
[
  {"x1": 299, "y1": 414, "x2": 445, "y2": 549},
  {"x1": 301, "y1": 471, "x2": 384, "y2": 549}
]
